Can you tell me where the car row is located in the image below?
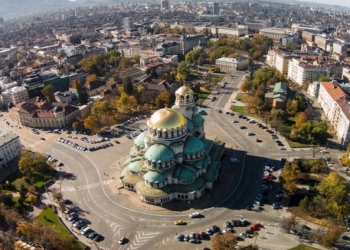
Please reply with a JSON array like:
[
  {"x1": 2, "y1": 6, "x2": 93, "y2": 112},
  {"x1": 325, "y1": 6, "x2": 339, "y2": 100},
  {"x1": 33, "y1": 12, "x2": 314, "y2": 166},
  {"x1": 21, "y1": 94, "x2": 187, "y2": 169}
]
[
  {"x1": 89, "y1": 142, "x2": 114, "y2": 151},
  {"x1": 116, "y1": 115, "x2": 147, "y2": 128},
  {"x1": 80, "y1": 136, "x2": 109, "y2": 144},
  {"x1": 57, "y1": 138, "x2": 87, "y2": 151},
  {"x1": 65, "y1": 209, "x2": 103, "y2": 242}
]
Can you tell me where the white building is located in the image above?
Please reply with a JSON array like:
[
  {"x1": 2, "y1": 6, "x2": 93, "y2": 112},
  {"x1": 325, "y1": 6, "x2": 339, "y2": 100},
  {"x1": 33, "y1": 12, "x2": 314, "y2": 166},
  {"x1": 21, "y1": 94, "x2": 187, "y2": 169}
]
[
  {"x1": 266, "y1": 49, "x2": 291, "y2": 75},
  {"x1": 342, "y1": 67, "x2": 350, "y2": 82},
  {"x1": 1, "y1": 86, "x2": 29, "y2": 106},
  {"x1": 317, "y1": 82, "x2": 350, "y2": 146},
  {"x1": 215, "y1": 57, "x2": 249, "y2": 72},
  {"x1": 287, "y1": 58, "x2": 329, "y2": 86},
  {"x1": 307, "y1": 81, "x2": 320, "y2": 98},
  {"x1": 0, "y1": 131, "x2": 22, "y2": 181}
]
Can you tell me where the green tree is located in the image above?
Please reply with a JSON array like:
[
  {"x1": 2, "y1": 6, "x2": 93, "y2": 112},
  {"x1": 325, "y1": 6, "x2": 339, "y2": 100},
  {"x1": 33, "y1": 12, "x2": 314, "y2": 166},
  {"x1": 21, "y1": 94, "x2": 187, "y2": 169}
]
[
  {"x1": 286, "y1": 99, "x2": 299, "y2": 117},
  {"x1": 176, "y1": 61, "x2": 190, "y2": 82},
  {"x1": 123, "y1": 77, "x2": 134, "y2": 95},
  {"x1": 280, "y1": 162, "x2": 300, "y2": 197},
  {"x1": 211, "y1": 232, "x2": 237, "y2": 250},
  {"x1": 41, "y1": 85, "x2": 55, "y2": 103},
  {"x1": 155, "y1": 91, "x2": 170, "y2": 108},
  {"x1": 318, "y1": 75, "x2": 331, "y2": 82}
]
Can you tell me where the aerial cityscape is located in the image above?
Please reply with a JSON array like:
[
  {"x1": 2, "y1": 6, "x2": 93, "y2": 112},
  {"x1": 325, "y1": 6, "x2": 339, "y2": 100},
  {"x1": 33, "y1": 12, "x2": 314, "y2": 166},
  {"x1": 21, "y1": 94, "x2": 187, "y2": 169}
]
[{"x1": 2, "y1": 0, "x2": 350, "y2": 250}]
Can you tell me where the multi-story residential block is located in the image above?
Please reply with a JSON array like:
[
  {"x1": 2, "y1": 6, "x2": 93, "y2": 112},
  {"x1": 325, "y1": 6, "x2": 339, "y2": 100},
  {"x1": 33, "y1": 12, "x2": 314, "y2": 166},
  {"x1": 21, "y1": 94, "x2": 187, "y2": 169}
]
[
  {"x1": 1, "y1": 86, "x2": 29, "y2": 107},
  {"x1": 314, "y1": 35, "x2": 333, "y2": 51},
  {"x1": 291, "y1": 23, "x2": 323, "y2": 34},
  {"x1": 342, "y1": 67, "x2": 350, "y2": 82},
  {"x1": 0, "y1": 131, "x2": 22, "y2": 181},
  {"x1": 317, "y1": 82, "x2": 350, "y2": 146},
  {"x1": 215, "y1": 57, "x2": 249, "y2": 72},
  {"x1": 213, "y1": 2, "x2": 219, "y2": 15},
  {"x1": 266, "y1": 49, "x2": 292, "y2": 75},
  {"x1": 160, "y1": 0, "x2": 169, "y2": 10},
  {"x1": 9, "y1": 101, "x2": 80, "y2": 129},
  {"x1": 123, "y1": 17, "x2": 134, "y2": 30},
  {"x1": 287, "y1": 58, "x2": 329, "y2": 86}
]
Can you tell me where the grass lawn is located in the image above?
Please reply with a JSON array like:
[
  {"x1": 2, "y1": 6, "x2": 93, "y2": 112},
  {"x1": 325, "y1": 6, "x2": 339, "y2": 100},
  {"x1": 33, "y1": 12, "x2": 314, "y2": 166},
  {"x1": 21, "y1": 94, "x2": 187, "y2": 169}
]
[
  {"x1": 196, "y1": 88, "x2": 211, "y2": 105},
  {"x1": 235, "y1": 93, "x2": 250, "y2": 102},
  {"x1": 231, "y1": 105, "x2": 246, "y2": 114},
  {"x1": 36, "y1": 207, "x2": 85, "y2": 249},
  {"x1": 289, "y1": 244, "x2": 320, "y2": 250},
  {"x1": 286, "y1": 139, "x2": 313, "y2": 148}
]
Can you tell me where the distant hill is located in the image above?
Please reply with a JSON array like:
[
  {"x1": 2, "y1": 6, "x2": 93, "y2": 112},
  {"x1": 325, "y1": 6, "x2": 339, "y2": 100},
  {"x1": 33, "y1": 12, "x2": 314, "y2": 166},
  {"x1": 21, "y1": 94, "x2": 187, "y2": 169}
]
[{"x1": 258, "y1": 0, "x2": 350, "y2": 10}]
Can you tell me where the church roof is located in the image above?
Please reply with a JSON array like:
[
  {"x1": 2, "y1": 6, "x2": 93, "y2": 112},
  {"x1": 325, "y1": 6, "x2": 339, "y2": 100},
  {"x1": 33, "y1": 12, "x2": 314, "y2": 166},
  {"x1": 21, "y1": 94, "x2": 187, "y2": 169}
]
[
  {"x1": 134, "y1": 131, "x2": 147, "y2": 148},
  {"x1": 148, "y1": 108, "x2": 186, "y2": 130},
  {"x1": 144, "y1": 171, "x2": 167, "y2": 183},
  {"x1": 184, "y1": 136, "x2": 204, "y2": 154},
  {"x1": 144, "y1": 144, "x2": 175, "y2": 163}
]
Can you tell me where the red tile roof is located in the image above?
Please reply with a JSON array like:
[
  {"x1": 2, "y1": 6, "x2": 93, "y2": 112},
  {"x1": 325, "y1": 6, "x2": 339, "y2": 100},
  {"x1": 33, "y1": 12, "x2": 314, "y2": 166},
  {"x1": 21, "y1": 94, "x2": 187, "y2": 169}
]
[{"x1": 321, "y1": 82, "x2": 346, "y2": 101}]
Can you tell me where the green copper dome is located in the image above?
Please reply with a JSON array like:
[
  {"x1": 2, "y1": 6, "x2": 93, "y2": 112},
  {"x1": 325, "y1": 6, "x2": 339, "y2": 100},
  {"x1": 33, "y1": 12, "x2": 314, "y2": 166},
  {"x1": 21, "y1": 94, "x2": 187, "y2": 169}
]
[
  {"x1": 184, "y1": 136, "x2": 204, "y2": 154},
  {"x1": 127, "y1": 160, "x2": 143, "y2": 172},
  {"x1": 144, "y1": 144, "x2": 175, "y2": 163},
  {"x1": 192, "y1": 114, "x2": 204, "y2": 126},
  {"x1": 179, "y1": 167, "x2": 196, "y2": 181},
  {"x1": 134, "y1": 131, "x2": 147, "y2": 148},
  {"x1": 144, "y1": 171, "x2": 167, "y2": 183},
  {"x1": 186, "y1": 119, "x2": 194, "y2": 132}
]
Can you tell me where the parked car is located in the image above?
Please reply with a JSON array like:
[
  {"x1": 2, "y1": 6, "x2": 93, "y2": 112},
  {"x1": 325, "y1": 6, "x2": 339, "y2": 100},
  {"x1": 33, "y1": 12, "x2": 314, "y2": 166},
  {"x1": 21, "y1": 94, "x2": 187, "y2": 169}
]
[
  {"x1": 177, "y1": 234, "x2": 184, "y2": 241},
  {"x1": 174, "y1": 220, "x2": 186, "y2": 225},
  {"x1": 189, "y1": 212, "x2": 201, "y2": 218}
]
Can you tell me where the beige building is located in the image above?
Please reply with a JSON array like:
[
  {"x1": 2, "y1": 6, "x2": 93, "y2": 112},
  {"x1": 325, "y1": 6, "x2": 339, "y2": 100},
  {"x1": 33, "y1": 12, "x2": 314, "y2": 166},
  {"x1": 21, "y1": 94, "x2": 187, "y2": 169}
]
[
  {"x1": 266, "y1": 49, "x2": 292, "y2": 75},
  {"x1": 215, "y1": 57, "x2": 249, "y2": 72},
  {"x1": 1, "y1": 86, "x2": 29, "y2": 106},
  {"x1": 259, "y1": 28, "x2": 290, "y2": 42},
  {"x1": 9, "y1": 102, "x2": 80, "y2": 128}
]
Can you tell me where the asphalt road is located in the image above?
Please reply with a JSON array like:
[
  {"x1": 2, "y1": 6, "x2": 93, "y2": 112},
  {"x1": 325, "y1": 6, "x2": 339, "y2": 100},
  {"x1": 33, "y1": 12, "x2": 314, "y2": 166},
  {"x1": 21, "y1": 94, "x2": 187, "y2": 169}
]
[{"x1": 0, "y1": 78, "x2": 326, "y2": 250}]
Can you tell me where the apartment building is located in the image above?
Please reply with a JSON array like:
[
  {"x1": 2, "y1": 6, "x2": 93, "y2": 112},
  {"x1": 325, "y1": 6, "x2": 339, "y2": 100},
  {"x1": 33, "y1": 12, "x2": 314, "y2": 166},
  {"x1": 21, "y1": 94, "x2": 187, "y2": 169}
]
[
  {"x1": 287, "y1": 58, "x2": 329, "y2": 86},
  {"x1": 1, "y1": 86, "x2": 29, "y2": 106},
  {"x1": 343, "y1": 67, "x2": 350, "y2": 82},
  {"x1": 317, "y1": 82, "x2": 350, "y2": 146},
  {"x1": 266, "y1": 49, "x2": 292, "y2": 75},
  {"x1": 0, "y1": 131, "x2": 22, "y2": 181},
  {"x1": 215, "y1": 57, "x2": 249, "y2": 72},
  {"x1": 259, "y1": 27, "x2": 290, "y2": 42}
]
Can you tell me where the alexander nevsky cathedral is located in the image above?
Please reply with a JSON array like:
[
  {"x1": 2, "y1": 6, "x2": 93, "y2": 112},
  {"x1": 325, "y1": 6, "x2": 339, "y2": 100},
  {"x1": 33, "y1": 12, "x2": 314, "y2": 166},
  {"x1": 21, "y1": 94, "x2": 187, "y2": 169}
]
[{"x1": 119, "y1": 85, "x2": 225, "y2": 205}]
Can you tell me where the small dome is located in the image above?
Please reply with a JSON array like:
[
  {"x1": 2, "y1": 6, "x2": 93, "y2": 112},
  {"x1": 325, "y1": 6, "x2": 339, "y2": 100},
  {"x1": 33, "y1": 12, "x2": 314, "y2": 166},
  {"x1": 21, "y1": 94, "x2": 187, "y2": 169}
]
[
  {"x1": 184, "y1": 136, "x2": 204, "y2": 154},
  {"x1": 127, "y1": 160, "x2": 143, "y2": 172},
  {"x1": 175, "y1": 85, "x2": 194, "y2": 96},
  {"x1": 148, "y1": 108, "x2": 186, "y2": 130},
  {"x1": 186, "y1": 119, "x2": 194, "y2": 132},
  {"x1": 144, "y1": 144, "x2": 175, "y2": 163},
  {"x1": 144, "y1": 171, "x2": 167, "y2": 183},
  {"x1": 134, "y1": 131, "x2": 147, "y2": 148},
  {"x1": 179, "y1": 167, "x2": 196, "y2": 181},
  {"x1": 192, "y1": 114, "x2": 204, "y2": 126}
]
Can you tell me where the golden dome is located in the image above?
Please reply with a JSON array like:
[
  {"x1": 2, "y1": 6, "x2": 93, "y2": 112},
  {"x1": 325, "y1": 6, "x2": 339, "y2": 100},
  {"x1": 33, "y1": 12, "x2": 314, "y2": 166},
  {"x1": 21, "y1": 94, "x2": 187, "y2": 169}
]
[
  {"x1": 148, "y1": 108, "x2": 187, "y2": 130},
  {"x1": 175, "y1": 85, "x2": 194, "y2": 96}
]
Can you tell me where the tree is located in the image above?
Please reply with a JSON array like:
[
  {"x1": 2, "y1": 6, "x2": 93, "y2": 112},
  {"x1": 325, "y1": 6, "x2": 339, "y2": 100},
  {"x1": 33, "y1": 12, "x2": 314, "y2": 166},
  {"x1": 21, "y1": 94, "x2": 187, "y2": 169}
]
[
  {"x1": 86, "y1": 74, "x2": 97, "y2": 84},
  {"x1": 83, "y1": 116, "x2": 100, "y2": 132},
  {"x1": 279, "y1": 216, "x2": 298, "y2": 233},
  {"x1": 240, "y1": 80, "x2": 251, "y2": 93},
  {"x1": 123, "y1": 77, "x2": 134, "y2": 95},
  {"x1": 280, "y1": 162, "x2": 300, "y2": 197},
  {"x1": 41, "y1": 85, "x2": 55, "y2": 103},
  {"x1": 176, "y1": 61, "x2": 190, "y2": 82},
  {"x1": 318, "y1": 75, "x2": 331, "y2": 82},
  {"x1": 286, "y1": 100, "x2": 299, "y2": 117},
  {"x1": 211, "y1": 232, "x2": 237, "y2": 250},
  {"x1": 155, "y1": 91, "x2": 170, "y2": 108},
  {"x1": 294, "y1": 112, "x2": 308, "y2": 129}
]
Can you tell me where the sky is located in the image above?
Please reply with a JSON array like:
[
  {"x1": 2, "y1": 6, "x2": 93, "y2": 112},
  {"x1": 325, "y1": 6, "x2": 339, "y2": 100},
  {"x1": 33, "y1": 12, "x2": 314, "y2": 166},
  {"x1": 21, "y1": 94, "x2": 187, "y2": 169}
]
[{"x1": 298, "y1": 0, "x2": 350, "y2": 8}]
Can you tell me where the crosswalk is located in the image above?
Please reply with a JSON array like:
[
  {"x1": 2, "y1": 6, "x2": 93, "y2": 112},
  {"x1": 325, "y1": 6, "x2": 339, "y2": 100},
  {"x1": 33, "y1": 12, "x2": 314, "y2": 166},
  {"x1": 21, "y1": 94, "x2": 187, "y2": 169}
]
[
  {"x1": 127, "y1": 231, "x2": 160, "y2": 250},
  {"x1": 61, "y1": 179, "x2": 116, "y2": 192}
]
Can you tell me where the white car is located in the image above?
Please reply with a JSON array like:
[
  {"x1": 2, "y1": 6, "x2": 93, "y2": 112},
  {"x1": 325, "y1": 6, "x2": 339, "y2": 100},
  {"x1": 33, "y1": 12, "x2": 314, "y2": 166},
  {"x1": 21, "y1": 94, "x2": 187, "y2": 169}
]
[{"x1": 189, "y1": 212, "x2": 201, "y2": 218}]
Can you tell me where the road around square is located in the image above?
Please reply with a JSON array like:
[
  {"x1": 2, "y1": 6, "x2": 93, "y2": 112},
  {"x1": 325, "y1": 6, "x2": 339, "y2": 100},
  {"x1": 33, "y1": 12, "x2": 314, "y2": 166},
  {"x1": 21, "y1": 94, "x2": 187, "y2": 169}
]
[{"x1": 0, "y1": 71, "x2": 328, "y2": 250}]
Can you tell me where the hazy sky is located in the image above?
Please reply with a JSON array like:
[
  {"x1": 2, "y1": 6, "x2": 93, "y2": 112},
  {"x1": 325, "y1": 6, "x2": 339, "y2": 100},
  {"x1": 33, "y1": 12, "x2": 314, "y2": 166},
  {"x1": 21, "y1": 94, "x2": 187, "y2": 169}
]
[{"x1": 299, "y1": 0, "x2": 350, "y2": 8}]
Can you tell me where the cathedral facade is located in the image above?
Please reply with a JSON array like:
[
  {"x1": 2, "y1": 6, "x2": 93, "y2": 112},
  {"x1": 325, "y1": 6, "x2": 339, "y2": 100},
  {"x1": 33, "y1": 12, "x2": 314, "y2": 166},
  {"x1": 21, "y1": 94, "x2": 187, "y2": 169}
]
[{"x1": 119, "y1": 85, "x2": 225, "y2": 205}]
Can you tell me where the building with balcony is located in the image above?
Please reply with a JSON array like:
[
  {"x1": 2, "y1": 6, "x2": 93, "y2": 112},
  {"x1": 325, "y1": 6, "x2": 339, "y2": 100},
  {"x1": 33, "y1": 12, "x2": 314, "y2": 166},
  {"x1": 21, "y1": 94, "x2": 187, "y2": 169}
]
[
  {"x1": 317, "y1": 82, "x2": 350, "y2": 146},
  {"x1": 119, "y1": 85, "x2": 225, "y2": 205},
  {"x1": 1, "y1": 86, "x2": 29, "y2": 107},
  {"x1": 215, "y1": 57, "x2": 249, "y2": 72}
]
